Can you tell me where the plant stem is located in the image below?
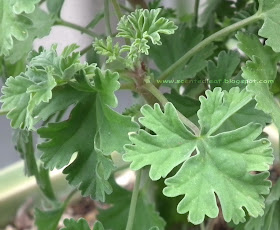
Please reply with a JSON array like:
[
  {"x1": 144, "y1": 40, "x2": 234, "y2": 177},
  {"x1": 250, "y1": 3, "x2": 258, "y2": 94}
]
[
  {"x1": 200, "y1": 222, "x2": 206, "y2": 230},
  {"x1": 80, "y1": 45, "x2": 92, "y2": 56},
  {"x1": 119, "y1": 3, "x2": 133, "y2": 12},
  {"x1": 120, "y1": 82, "x2": 136, "y2": 91},
  {"x1": 155, "y1": 14, "x2": 260, "y2": 87},
  {"x1": 111, "y1": 0, "x2": 123, "y2": 21},
  {"x1": 27, "y1": 133, "x2": 57, "y2": 202},
  {"x1": 55, "y1": 19, "x2": 99, "y2": 38},
  {"x1": 144, "y1": 83, "x2": 200, "y2": 136},
  {"x1": 194, "y1": 0, "x2": 200, "y2": 26},
  {"x1": 104, "y1": 0, "x2": 113, "y2": 36},
  {"x1": 125, "y1": 170, "x2": 142, "y2": 230}
]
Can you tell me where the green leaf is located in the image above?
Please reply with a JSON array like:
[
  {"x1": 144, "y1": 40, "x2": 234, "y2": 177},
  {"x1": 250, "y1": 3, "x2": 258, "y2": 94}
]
[
  {"x1": 29, "y1": 44, "x2": 92, "y2": 81},
  {"x1": 47, "y1": 0, "x2": 65, "y2": 16},
  {"x1": 62, "y1": 218, "x2": 91, "y2": 230},
  {"x1": 33, "y1": 85, "x2": 88, "y2": 122},
  {"x1": 124, "y1": 87, "x2": 273, "y2": 225},
  {"x1": 93, "y1": 37, "x2": 121, "y2": 63},
  {"x1": 98, "y1": 180, "x2": 166, "y2": 230},
  {"x1": 0, "y1": 0, "x2": 30, "y2": 56},
  {"x1": 117, "y1": 8, "x2": 177, "y2": 45},
  {"x1": 258, "y1": 0, "x2": 280, "y2": 52},
  {"x1": 150, "y1": 25, "x2": 215, "y2": 86},
  {"x1": 25, "y1": 68, "x2": 57, "y2": 126},
  {"x1": 62, "y1": 219, "x2": 105, "y2": 230},
  {"x1": 5, "y1": 7, "x2": 53, "y2": 64},
  {"x1": 0, "y1": 67, "x2": 57, "y2": 129},
  {"x1": 38, "y1": 95, "x2": 113, "y2": 201},
  {"x1": 0, "y1": 75, "x2": 34, "y2": 129},
  {"x1": 35, "y1": 206, "x2": 64, "y2": 230},
  {"x1": 11, "y1": 0, "x2": 40, "y2": 14},
  {"x1": 236, "y1": 32, "x2": 280, "y2": 131},
  {"x1": 38, "y1": 68, "x2": 138, "y2": 201},
  {"x1": 208, "y1": 50, "x2": 241, "y2": 90},
  {"x1": 245, "y1": 179, "x2": 280, "y2": 230},
  {"x1": 198, "y1": 87, "x2": 252, "y2": 135},
  {"x1": 165, "y1": 89, "x2": 271, "y2": 133},
  {"x1": 94, "y1": 68, "x2": 120, "y2": 108},
  {"x1": 93, "y1": 221, "x2": 105, "y2": 230}
]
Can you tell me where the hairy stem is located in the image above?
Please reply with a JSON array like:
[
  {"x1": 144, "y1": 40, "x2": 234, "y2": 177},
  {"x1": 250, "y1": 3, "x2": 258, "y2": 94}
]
[
  {"x1": 125, "y1": 170, "x2": 142, "y2": 230},
  {"x1": 120, "y1": 82, "x2": 136, "y2": 91},
  {"x1": 55, "y1": 20, "x2": 99, "y2": 38},
  {"x1": 194, "y1": 0, "x2": 200, "y2": 25},
  {"x1": 80, "y1": 45, "x2": 92, "y2": 56},
  {"x1": 27, "y1": 133, "x2": 57, "y2": 202},
  {"x1": 155, "y1": 14, "x2": 260, "y2": 87},
  {"x1": 144, "y1": 83, "x2": 200, "y2": 136},
  {"x1": 104, "y1": 0, "x2": 113, "y2": 36}
]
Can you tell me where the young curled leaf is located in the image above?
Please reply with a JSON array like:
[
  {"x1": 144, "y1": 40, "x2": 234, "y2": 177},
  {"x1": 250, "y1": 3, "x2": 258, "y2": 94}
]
[
  {"x1": 93, "y1": 37, "x2": 121, "y2": 63},
  {"x1": 117, "y1": 8, "x2": 178, "y2": 45}
]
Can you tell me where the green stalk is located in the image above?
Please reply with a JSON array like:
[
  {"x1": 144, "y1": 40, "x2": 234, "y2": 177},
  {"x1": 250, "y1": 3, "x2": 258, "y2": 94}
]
[
  {"x1": 80, "y1": 45, "x2": 92, "y2": 56},
  {"x1": 125, "y1": 170, "x2": 142, "y2": 230},
  {"x1": 194, "y1": 0, "x2": 200, "y2": 26},
  {"x1": 144, "y1": 83, "x2": 200, "y2": 136},
  {"x1": 104, "y1": 0, "x2": 113, "y2": 36},
  {"x1": 155, "y1": 14, "x2": 260, "y2": 87},
  {"x1": 111, "y1": 0, "x2": 123, "y2": 21},
  {"x1": 200, "y1": 222, "x2": 206, "y2": 230},
  {"x1": 55, "y1": 19, "x2": 99, "y2": 38},
  {"x1": 26, "y1": 133, "x2": 57, "y2": 202}
]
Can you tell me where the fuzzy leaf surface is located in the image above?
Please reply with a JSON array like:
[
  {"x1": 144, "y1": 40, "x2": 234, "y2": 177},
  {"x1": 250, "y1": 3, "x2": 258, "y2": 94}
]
[
  {"x1": 38, "y1": 69, "x2": 138, "y2": 201},
  {"x1": 117, "y1": 8, "x2": 177, "y2": 45},
  {"x1": 245, "y1": 179, "x2": 280, "y2": 230},
  {"x1": 0, "y1": 68, "x2": 57, "y2": 129},
  {"x1": 38, "y1": 95, "x2": 114, "y2": 201},
  {"x1": 0, "y1": 0, "x2": 30, "y2": 56},
  {"x1": 6, "y1": 8, "x2": 53, "y2": 64},
  {"x1": 237, "y1": 32, "x2": 280, "y2": 131},
  {"x1": 258, "y1": 0, "x2": 280, "y2": 52},
  {"x1": 124, "y1": 87, "x2": 273, "y2": 224},
  {"x1": 11, "y1": 0, "x2": 40, "y2": 14},
  {"x1": 208, "y1": 50, "x2": 241, "y2": 90}
]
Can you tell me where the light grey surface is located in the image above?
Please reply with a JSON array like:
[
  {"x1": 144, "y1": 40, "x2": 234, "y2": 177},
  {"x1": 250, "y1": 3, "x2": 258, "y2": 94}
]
[{"x1": 0, "y1": 0, "x2": 133, "y2": 168}]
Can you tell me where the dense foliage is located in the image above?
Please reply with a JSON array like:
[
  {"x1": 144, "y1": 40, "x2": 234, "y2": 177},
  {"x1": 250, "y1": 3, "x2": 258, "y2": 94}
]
[{"x1": 0, "y1": 0, "x2": 280, "y2": 229}]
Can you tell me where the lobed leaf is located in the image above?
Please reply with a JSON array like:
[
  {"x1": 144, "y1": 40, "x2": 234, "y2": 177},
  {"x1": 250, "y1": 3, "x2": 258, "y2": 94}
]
[
  {"x1": 245, "y1": 179, "x2": 280, "y2": 230},
  {"x1": 236, "y1": 32, "x2": 280, "y2": 131},
  {"x1": 258, "y1": 0, "x2": 280, "y2": 52},
  {"x1": 62, "y1": 219, "x2": 91, "y2": 230},
  {"x1": 124, "y1": 87, "x2": 273, "y2": 224},
  {"x1": 93, "y1": 37, "x2": 120, "y2": 63},
  {"x1": 0, "y1": 0, "x2": 30, "y2": 56},
  {"x1": 6, "y1": 7, "x2": 53, "y2": 64},
  {"x1": 117, "y1": 8, "x2": 177, "y2": 45},
  {"x1": 11, "y1": 0, "x2": 40, "y2": 14},
  {"x1": 38, "y1": 68, "x2": 139, "y2": 201},
  {"x1": 208, "y1": 50, "x2": 241, "y2": 90},
  {"x1": 35, "y1": 206, "x2": 64, "y2": 230}
]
